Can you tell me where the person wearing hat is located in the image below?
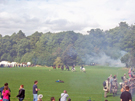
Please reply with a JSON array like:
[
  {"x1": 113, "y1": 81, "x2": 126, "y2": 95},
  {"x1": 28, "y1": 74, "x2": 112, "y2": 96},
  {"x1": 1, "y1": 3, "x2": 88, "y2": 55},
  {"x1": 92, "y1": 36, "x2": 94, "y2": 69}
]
[
  {"x1": 103, "y1": 78, "x2": 109, "y2": 98},
  {"x1": 111, "y1": 78, "x2": 118, "y2": 97}
]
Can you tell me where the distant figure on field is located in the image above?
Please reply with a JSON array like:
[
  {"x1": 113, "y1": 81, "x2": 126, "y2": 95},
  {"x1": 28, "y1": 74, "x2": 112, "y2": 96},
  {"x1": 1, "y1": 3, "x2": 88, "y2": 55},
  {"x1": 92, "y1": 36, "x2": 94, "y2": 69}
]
[
  {"x1": 72, "y1": 65, "x2": 74, "y2": 70},
  {"x1": 56, "y1": 79, "x2": 64, "y2": 83},
  {"x1": 61, "y1": 65, "x2": 64, "y2": 70},
  {"x1": 120, "y1": 86, "x2": 132, "y2": 101},
  {"x1": 81, "y1": 65, "x2": 83, "y2": 70},
  {"x1": 33, "y1": 80, "x2": 40, "y2": 101},
  {"x1": 71, "y1": 65, "x2": 75, "y2": 72},
  {"x1": 53, "y1": 65, "x2": 56, "y2": 69},
  {"x1": 66, "y1": 65, "x2": 69, "y2": 71},
  {"x1": 60, "y1": 90, "x2": 69, "y2": 101},
  {"x1": 58, "y1": 64, "x2": 60, "y2": 69}
]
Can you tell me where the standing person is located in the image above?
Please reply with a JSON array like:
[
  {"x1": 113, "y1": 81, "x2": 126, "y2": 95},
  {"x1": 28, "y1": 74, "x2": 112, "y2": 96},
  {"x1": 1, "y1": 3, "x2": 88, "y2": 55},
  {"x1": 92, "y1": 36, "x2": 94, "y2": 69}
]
[
  {"x1": 103, "y1": 78, "x2": 109, "y2": 98},
  {"x1": 129, "y1": 81, "x2": 134, "y2": 97},
  {"x1": 33, "y1": 81, "x2": 40, "y2": 101},
  {"x1": 120, "y1": 86, "x2": 132, "y2": 101},
  {"x1": 81, "y1": 65, "x2": 83, "y2": 70},
  {"x1": 108, "y1": 74, "x2": 113, "y2": 93},
  {"x1": 123, "y1": 73, "x2": 128, "y2": 81},
  {"x1": 60, "y1": 90, "x2": 69, "y2": 101},
  {"x1": 66, "y1": 65, "x2": 69, "y2": 71},
  {"x1": 0, "y1": 83, "x2": 11, "y2": 101},
  {"x1": 72, "y1": 65, "x2": 75, "y2": 70},
  {"x1": 121, "y1": 81, "x2": 128, "y2": 93},
  {"x1": 61, "y1": 65, "x2": 64, "y2": 70},
  {"x1": 2, "y1": 86, "x2": 10, "y2": 101},
  {"x1": 72, "y1": 65, "x2": 74, "y2": 70},
  {"x1": 16, "y1": 85, "x2": 25, "y2": 101},
  {"x1": 53, "y1": 65, "x2": 56, "y2": 69},
  {"x1": 58, "y1": 64, "x2": 60, "y2": 69},
  {"x1": 112, "y1": 78, "x2": 118, "y2": 97}
]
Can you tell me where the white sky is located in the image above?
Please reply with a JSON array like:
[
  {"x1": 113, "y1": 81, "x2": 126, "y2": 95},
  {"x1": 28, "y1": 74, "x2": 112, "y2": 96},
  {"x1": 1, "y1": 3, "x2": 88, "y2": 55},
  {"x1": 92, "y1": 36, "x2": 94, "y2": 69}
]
[{"x1": 0, "y1": 0, "x2": 135, "y2": 36}]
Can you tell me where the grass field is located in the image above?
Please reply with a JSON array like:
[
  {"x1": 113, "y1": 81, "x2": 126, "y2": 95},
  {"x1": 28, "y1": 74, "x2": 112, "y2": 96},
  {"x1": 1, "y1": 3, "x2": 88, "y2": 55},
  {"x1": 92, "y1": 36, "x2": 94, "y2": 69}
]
[{"x1": 0, "y1": 66, "x2": 134, "y2": 101}]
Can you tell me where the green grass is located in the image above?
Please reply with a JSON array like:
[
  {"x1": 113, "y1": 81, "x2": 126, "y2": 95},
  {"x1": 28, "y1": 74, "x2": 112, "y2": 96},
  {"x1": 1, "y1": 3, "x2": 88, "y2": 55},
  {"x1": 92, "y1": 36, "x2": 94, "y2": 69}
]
[{"x1": 0, "y1": 66, "x2": 134, "y2": 101}]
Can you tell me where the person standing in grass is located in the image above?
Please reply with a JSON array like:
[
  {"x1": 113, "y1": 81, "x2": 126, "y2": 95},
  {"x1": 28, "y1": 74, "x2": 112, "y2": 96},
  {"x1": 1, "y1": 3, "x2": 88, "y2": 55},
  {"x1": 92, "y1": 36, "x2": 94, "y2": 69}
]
[
  {"x1": 108, "y1": 74, "x2": 113, "y2": 93},
  {"x1": 2, "y1": 86, "x2": 10, "y2": 101},
  {"x1": 103, "y1": 78, "x2": 109, "y2": 98},
  {"x1": 33, "y1": 81, "x2": 40, "y2": 101},
  {"x1": 60, "y1": 90, "x2": 69, "y2": 101},
  {"x1": 16, "y1": 85, "x2": 25, "y2": 101},
  {"x1": 0, "y1": 83, "x2": 11, "y2": 101},
  {"x1": 120, "y1": 86, "x2": 132, "y2": 101}
]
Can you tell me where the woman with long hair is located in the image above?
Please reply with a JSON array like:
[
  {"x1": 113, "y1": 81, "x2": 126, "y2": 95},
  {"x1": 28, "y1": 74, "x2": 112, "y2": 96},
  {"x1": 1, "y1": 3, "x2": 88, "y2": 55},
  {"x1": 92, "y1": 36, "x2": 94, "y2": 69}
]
[{"x1": 2, "y1": 86, "x2": 10, "y2": 101}]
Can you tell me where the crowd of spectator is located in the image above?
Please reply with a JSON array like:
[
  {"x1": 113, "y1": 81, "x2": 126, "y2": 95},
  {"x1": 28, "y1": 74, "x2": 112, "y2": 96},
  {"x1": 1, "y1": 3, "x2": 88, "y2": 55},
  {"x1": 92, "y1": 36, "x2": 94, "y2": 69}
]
[
  {"x1": 0, "y1": 81, "x2": 70, "y2": 101},
  {"x1": 0, "y1": 80, "x2": 132, "y2": 101}
]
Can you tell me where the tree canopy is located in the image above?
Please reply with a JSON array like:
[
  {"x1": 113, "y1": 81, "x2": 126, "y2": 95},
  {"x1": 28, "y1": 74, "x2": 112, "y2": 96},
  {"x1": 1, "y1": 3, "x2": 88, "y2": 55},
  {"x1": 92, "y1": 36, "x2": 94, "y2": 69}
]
[{"x1": 0, "y1": 22, "x2": 135, "y2": 67}]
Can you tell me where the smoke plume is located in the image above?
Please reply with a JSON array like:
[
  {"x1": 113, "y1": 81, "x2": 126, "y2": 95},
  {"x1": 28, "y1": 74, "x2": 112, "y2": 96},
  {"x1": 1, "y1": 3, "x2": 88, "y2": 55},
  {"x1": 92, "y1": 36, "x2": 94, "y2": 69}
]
[{"x1": 82, "y1": 51, "x2": 127, "y2": 67}]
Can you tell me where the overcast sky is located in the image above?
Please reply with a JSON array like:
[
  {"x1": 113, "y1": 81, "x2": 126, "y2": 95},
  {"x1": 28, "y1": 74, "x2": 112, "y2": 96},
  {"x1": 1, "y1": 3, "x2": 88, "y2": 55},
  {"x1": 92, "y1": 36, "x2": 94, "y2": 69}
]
[{"x1": 0, "y1": 0, "x2": 135, "y2": 36}]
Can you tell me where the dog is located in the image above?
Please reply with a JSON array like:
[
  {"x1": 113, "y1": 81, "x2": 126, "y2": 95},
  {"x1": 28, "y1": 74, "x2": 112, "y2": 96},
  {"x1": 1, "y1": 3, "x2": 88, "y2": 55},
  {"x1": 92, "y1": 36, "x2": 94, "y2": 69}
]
[{"x1": 38, "y1": 94, "x2": 43, "y2": 101}]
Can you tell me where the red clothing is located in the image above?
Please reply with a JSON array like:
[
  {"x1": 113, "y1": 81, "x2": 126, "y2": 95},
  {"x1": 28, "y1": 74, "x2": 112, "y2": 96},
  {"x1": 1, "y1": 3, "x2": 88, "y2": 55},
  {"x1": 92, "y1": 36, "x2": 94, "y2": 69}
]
[{"x1": 128, "y1": 70, "x2": 131, "y2": 78}]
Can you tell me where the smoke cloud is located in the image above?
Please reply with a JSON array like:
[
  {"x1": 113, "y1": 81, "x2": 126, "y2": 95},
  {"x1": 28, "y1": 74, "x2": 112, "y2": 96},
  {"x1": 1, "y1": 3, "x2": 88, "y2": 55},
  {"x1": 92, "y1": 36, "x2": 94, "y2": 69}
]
[{"x1": 82, "y1": 51, "x2": 127, "y2": 67}]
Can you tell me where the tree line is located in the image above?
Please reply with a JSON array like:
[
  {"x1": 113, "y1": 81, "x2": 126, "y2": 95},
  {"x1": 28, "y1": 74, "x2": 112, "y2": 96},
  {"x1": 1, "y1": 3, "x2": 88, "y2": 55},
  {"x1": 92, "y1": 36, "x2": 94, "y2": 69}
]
[{"x1": 0, "y1": 22, "x2": 135, "y2": 67}]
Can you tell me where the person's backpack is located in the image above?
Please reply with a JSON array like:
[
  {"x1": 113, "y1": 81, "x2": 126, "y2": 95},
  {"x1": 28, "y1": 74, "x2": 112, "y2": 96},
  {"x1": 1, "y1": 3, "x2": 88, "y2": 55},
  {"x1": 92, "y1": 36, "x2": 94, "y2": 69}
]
[{"x1": 103, "y1": 81, "x2": 106, "y2": 87}]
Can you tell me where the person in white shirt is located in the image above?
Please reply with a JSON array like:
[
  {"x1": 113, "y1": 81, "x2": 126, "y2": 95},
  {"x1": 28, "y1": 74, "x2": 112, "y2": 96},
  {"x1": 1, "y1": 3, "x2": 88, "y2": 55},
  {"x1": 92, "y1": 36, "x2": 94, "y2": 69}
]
[{"x1": 60, "y1": 90, "x2": 69, "y2": 101}]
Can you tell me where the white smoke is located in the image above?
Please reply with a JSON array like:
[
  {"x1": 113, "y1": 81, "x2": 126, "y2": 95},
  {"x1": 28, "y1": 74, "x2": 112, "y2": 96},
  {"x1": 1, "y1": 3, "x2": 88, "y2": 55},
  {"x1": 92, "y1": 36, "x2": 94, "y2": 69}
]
[{"x1": 83, "y1": 51, "x2": 127, "y2": 67}]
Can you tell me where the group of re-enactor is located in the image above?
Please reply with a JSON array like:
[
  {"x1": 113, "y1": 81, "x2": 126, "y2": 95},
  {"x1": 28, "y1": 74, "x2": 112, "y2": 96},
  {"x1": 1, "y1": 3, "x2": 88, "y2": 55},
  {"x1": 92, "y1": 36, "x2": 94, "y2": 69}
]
[
  {"x1": 103, "y1": 74, "x2": 118, "y2": 98},
  {"x1": 103, "y1": 68, "x2": 135, "y2": 101},
  {"x1": 52, "y1": 64, "x2": 76, "y2": 71}
]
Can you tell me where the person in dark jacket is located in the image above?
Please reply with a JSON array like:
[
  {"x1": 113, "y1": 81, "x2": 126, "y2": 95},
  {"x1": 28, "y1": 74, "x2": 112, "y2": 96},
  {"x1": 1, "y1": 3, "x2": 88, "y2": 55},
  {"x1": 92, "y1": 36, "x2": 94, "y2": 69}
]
[{"x1": 16, "y1": 85, "x2": 25, "y2": 101}]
